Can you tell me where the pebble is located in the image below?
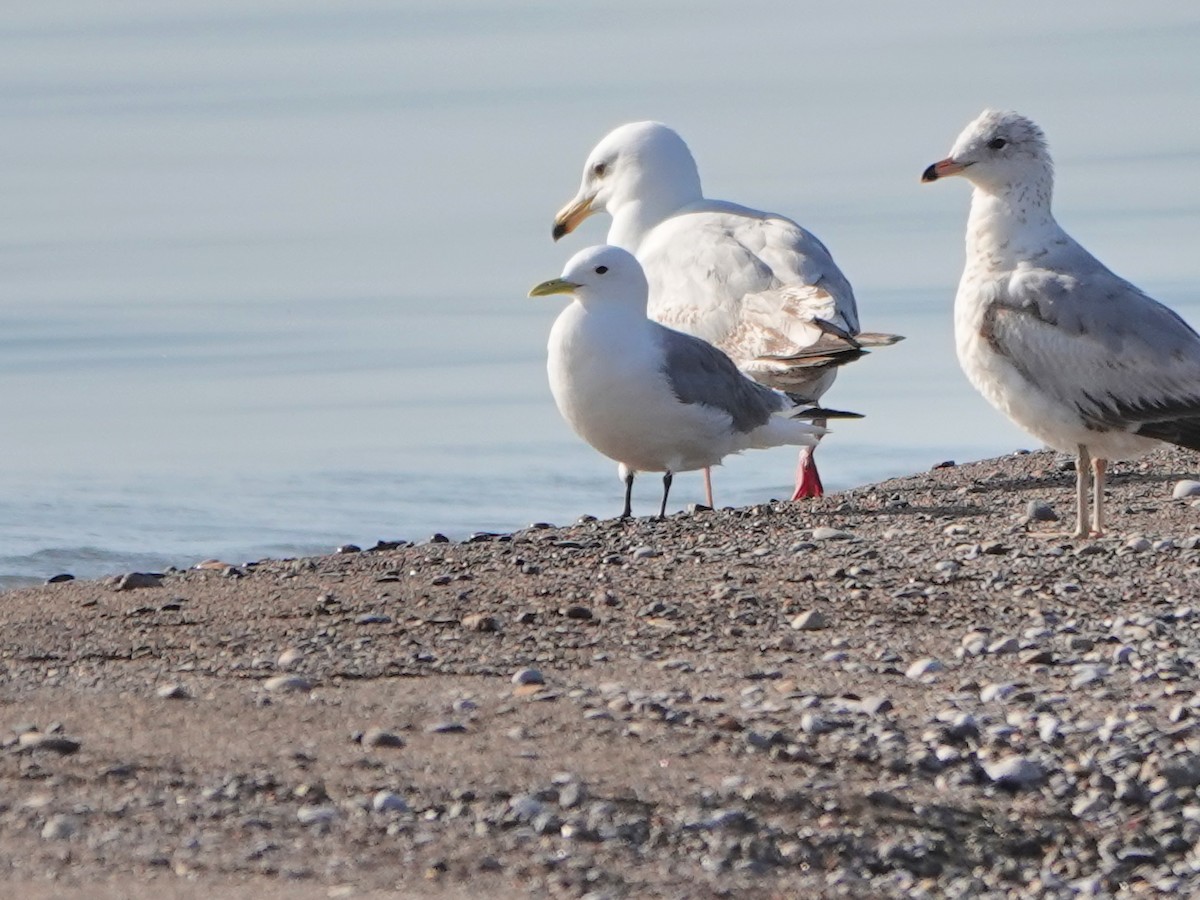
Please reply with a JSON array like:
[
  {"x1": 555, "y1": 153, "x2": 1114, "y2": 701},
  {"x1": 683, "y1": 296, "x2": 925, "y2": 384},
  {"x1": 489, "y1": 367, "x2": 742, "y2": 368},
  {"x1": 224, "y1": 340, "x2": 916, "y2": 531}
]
[
  {"x1": 372, "y1": 791, "x2": 409, "y2": 813},
  {"x1": 632, "y1": 546, "x2": 659, "y2": 559},
  {"x1": 811, "y1": 526, "x2": 854, "y2": 541},
  {"x1": 425, "y1": 721, "x2": 467, "y2": 734},
  {"x1": 263, "y1": 675, "x2": 312, "y2": 693},
  {"x1": 983, "y1": 755, "x2": 1047, "y2": 789},
  {"x1": 355, "y1": 613, "x2": 392, "y2": 625},
  {"x1": 790, "y1": 610, "x2": 829, "y2": 631},
  {"x1": 857, "y1": 696, "x2": 894, "y2": 716},
  {"x1": 1070, "y1": 665, "x2": 1107, "y2": 689},
  {"x1": 46, "y1": 573, "x2": 75, "y2": 584},
  {"x1": 1025, "y1": 500, "x2": 1058, "y2": 522},
  {"x1": 986, "y1": 637, "x2": 1019, "y2": 655},
  {"x1": 276, "y1": 647, "x2": 304, "y2": 669},
  {"x1": 980, "y1": 682, "x2": 1017, "y2": 703},
  {"x1": 1125, "y1": 536, "x2": 1152, "y2": 552},
  {"x1": 17, "y1": 732, "x2": 81, "y2": 755},
  {"x1": 296, "y1": 805, "x2": 338, "y2": 826},
  {"x1": 905, "y1": 658, "x2": 945, "y2": 681},
  {"x1": 511, "y1": 668, "x2": 545, "y2": 686},
  {"x1": 155, "y1": 683, "x2": 190, "y2": 700},
  {"x1": 1172, "y1": 479, "x2": 1200, "y2": 500},
  {"x1": 461, "y1": 613, "x2": 500, "y2": 632},
  {"x1": 113, "y1": 572, "x2": 163, "y2": 591},
  {"x1": 41, "y1": 814, "x2": 80, "y2": 840},
  {"x1": 361, "y1": 728, "x2": 406, "y2": 749}
]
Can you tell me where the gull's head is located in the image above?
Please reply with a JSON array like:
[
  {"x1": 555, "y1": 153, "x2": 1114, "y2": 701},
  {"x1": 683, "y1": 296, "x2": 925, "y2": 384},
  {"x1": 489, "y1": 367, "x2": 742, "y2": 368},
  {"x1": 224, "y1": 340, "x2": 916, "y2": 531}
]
[
  {"x1": 529, "y1": 245, "x2": 649, "y2": 310},
  {"x1": 921, "y1": 109, "x2": 1052, "y2": 193},
  {"x1": 552, "y1": 121, "x2": 702, "y2": 242}
]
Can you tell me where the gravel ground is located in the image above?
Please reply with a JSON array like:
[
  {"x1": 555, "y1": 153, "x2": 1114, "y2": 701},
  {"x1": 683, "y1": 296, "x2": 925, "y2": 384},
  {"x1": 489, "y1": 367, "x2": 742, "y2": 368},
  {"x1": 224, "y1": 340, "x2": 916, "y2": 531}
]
[{"x1": 2, "y1": 447, "x2": 1199, "y2": 899}]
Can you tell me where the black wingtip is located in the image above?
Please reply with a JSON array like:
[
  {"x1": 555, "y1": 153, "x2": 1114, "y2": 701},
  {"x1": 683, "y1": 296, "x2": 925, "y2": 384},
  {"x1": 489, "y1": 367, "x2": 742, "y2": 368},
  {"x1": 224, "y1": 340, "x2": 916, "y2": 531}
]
[{"x1": 787, "y1": 403, "x2": 865, "y2": 421}]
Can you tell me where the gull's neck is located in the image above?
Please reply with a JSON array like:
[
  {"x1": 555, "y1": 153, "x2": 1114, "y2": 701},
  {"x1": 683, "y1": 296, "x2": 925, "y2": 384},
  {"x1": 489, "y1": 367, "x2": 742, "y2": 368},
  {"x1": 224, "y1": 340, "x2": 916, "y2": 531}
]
[
  {"x1": 606, "y1": 173, "x2": 703, "y2": 251},
  {"x1": 965, "y1": 172, "x2": 1060, "y2": 272}
]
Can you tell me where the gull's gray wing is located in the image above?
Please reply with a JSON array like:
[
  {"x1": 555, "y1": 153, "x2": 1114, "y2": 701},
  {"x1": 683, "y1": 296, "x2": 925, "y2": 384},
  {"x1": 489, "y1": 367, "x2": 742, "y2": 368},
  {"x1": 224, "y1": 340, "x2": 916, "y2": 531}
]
[
  {"x1": 639, "y1": 204, "x2": 861, "y2": 359},
  {"x1": 656, "y1": 325, "x2": 786, "y2": 433},
  {"x1": 984, "y1": 263, "x2": 1200, "y2": 449}
]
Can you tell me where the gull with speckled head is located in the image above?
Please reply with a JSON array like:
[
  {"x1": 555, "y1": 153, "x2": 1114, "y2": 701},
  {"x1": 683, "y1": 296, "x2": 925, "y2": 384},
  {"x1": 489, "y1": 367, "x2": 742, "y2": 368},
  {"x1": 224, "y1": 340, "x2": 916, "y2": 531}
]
[
  {"x1": 922, "y1": 108, "x2": 1200, "y2": 537},
  {"x1": 529, "y1": 245, "x2": 850, "y2": 519},
  {"x1": 552, "y1": 122, "x2": 901, "y2": 504}
]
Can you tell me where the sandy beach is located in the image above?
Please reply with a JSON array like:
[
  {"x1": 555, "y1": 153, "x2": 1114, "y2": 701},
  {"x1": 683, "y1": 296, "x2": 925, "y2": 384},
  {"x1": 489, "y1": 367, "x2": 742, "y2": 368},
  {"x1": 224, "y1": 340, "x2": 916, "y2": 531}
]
[{"x1": 2, "y1": 447, "x2": 1199, "y2": 898}]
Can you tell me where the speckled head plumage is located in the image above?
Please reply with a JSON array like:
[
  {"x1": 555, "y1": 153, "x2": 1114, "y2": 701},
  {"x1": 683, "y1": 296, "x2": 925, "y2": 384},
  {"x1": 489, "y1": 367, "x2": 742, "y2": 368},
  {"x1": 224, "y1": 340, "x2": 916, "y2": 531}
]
[{"x1": 923, "y1": 109, "x2": 1054, "y2": 195}]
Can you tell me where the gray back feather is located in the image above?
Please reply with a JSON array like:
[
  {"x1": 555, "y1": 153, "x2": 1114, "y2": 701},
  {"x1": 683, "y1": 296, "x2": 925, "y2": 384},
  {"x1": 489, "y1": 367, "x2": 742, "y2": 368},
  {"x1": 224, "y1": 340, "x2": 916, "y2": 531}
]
[{"x1": 658, "y1": 327, "x2": 784, "y2": 432}]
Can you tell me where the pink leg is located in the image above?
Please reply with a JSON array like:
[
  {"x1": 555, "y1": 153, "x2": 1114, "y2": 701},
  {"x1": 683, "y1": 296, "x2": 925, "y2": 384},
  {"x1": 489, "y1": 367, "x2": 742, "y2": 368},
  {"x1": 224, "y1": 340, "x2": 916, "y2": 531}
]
[
  {"x1": 702, "y1": 467, "x2": 714, "y2": 508},
  {"x1": 791, "y1": 445, "x2": 824, "y2": 500}
]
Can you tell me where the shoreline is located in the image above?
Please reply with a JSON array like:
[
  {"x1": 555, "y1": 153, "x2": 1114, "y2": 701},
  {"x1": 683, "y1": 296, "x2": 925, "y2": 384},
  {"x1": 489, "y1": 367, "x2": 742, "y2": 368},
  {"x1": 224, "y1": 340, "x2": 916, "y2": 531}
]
[{"x1": 1, "y1": 447, "x2": 1198, "y2": 898}]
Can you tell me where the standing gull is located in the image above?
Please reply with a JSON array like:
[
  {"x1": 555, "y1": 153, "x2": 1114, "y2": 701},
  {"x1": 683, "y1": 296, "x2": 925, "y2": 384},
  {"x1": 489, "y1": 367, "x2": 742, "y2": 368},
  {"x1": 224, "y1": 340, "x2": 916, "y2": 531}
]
[
  {"x1": 552, "y1": 121, "x2": 901, "y2": 503},
  {"x1": 922, "y1": 108, "x2": 1200, "y2": 537},
  {"x1": 529, "y1": 245, "x2": 849, "y2": 519}
]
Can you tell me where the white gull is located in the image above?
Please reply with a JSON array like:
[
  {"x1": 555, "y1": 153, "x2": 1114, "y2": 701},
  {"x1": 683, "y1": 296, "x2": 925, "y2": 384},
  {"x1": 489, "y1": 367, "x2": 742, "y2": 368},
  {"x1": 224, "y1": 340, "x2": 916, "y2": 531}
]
[
  {"x1": 552, "y1": 121, "x2": 900, "y2": 503},
  {"x1": 529, "y1": 245, "x2": 844, "y2": 519},
  {"x1": 922, "y1": 108, "x2": 1200, "y2": 536}
]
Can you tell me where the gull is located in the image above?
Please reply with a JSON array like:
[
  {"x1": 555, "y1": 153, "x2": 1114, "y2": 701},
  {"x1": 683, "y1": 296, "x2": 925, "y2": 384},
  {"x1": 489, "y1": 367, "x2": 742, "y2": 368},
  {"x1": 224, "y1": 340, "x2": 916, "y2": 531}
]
[
  {"x1": 552, "y1": 121, "x2": 901, "y2": 503},
  {"x1": 922, "y1": 108, "x2": 1200, "y2": 537},
  {"x1": 529, "y1": 245, "x2": 851, "y2": 519}
]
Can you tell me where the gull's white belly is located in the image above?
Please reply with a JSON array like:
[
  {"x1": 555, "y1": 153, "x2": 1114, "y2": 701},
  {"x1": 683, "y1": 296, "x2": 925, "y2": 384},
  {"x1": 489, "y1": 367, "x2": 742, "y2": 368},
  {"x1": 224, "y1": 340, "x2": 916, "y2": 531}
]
[
  {"x1": 954, "y1": 288, "x2": 1158, "y2": 460},
  {"x1": 548, "y1": 310, "x2": 744, "y2": 473}
]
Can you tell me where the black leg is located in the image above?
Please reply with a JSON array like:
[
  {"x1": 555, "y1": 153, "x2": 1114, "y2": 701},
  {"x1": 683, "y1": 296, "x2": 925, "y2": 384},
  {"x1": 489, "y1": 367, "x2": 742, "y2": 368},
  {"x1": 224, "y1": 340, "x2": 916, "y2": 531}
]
[
  {"x1": 658, "y1": 471, "x2": 673, "y2": 519},
  {"x1": 621, "y1": 470, "x2": 635, "y2": 519}
]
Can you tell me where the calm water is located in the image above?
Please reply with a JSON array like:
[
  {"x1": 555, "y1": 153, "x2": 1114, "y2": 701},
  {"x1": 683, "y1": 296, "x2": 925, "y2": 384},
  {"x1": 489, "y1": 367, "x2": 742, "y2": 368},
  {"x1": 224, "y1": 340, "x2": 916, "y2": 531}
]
[{"x1": 2, "y1": 2, "x2": 1199, "y2": 586}]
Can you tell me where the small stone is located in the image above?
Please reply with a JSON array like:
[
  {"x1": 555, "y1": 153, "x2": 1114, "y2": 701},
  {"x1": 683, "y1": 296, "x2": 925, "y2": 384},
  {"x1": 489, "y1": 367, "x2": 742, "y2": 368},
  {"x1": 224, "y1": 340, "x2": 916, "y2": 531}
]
[
  {"x1": 425, "y1": 721, "x2": 467, "y2": 734},
  {"x1": 986, "y1": 637, "x2": 1019, "y2": 655},
  {"x1": 46, "y1": 573, "x2": 75, "y2": 584},
  {"x1": 372, "y1": 790, "x2": 409, "y2": 813},
  {"x1": 296, "y1": 805, "x2": 338, "y2": 826},
  {"x1": 263, "y1": 675, "x2": 312, "y2": 693},
  {"x1": 355, "y1": 613, "x2": 391, "y2": 625},
  {"x1": 858, "y1": 696, "x2": 894, "y2": 716},
  {"x1": 983, "y1": 755, "x2": 1047, "y2": 789},
  {"x1": 17, "y1": 732, "x2": 81, "y2": 755},
  {"x1": 1020, "y1": 649, "x2": 1055, "y2": 666},
  {"x1": 811, "y1": 527, "x2": 854, "y2": 541},
  {"x1": 1026, "y1": 500, "x2": 1058, "y2": 522},
  {"x1": 790, "y1": 610, "x2": 828, "y2": 631},
  {"x1": 558, "y1": 781, "x2": 587, "y2": 809},
  {"x1": 1159, "y1": 754, "x2": 1200, "y2": 789},
  {"x1": 335, "y1": 544, "x2": 361, "y2": 554},
  {"x1": 361, "y1": 728, "x2": 406, "y2": 749},
  {"x1": 632, "y1": 546, "x2": 659, "y2": 559},
  {"x1": 906, "y1": 658, "x2": 945, "y2": 680},
  {"x1": 277, "y1": 648, "x2": 304, "y2": 669},
  {"x1": 563, "y1": 605, "x2": 594, "y2": 620},
  {"x1": 980, "y1": 682, "x2": 1017, "y2": 703},
  {"x1": 1070, "y1": 665, "x2": 1107, "y2": 689},
  {"x1": 41, "y1": 815, "x2": 80, "y2": 840},
  {"x1": 1037, "y1": 716, "x2": 1061, "y2": 744},
  {"x1": 155, "y1": 683, "x2": 190, "y2": 700},
  {"x1": 511, "y1": 668, "x2": 545, "y2": 686},
  {"x1": 461, "y1": 613, "x2": 500, "y2": 632},
  {"x1": 1172, "y1": 480, "x2": 1200, "y2": 500},
  {"x1": 1125, "y1": 536, "x2": 1152, "y2": 553},
  {"x1": 114, "y1": 572, "x2": 162, "y2": 591}
]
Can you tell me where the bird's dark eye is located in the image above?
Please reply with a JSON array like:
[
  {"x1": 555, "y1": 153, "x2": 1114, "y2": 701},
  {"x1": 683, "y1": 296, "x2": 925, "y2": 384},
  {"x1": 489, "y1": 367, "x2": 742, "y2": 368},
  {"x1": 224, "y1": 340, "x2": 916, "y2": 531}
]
[
  {"x1": 592, "y1": 162, "x2": 607, "y2": 177},
  {"x1": 987, "y1": 137, "x2": 1008, "y2": 150},
  {"x1": 595, "y1": 265, "x2": 608, "y2": 274}
]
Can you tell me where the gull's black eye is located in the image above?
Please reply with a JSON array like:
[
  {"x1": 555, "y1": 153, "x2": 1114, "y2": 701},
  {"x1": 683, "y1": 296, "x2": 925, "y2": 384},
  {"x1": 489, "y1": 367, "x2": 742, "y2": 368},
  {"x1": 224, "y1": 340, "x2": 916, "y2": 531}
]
[
  {"x1": 987, "y1": 137, "x2": 1008, "y2": 150},
  {"x1": 592, "y1": 162, "x2": 607, "y2": 177},
  {"x1": 595, "y1": 265, "x2": 608, "y2": 274}
]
